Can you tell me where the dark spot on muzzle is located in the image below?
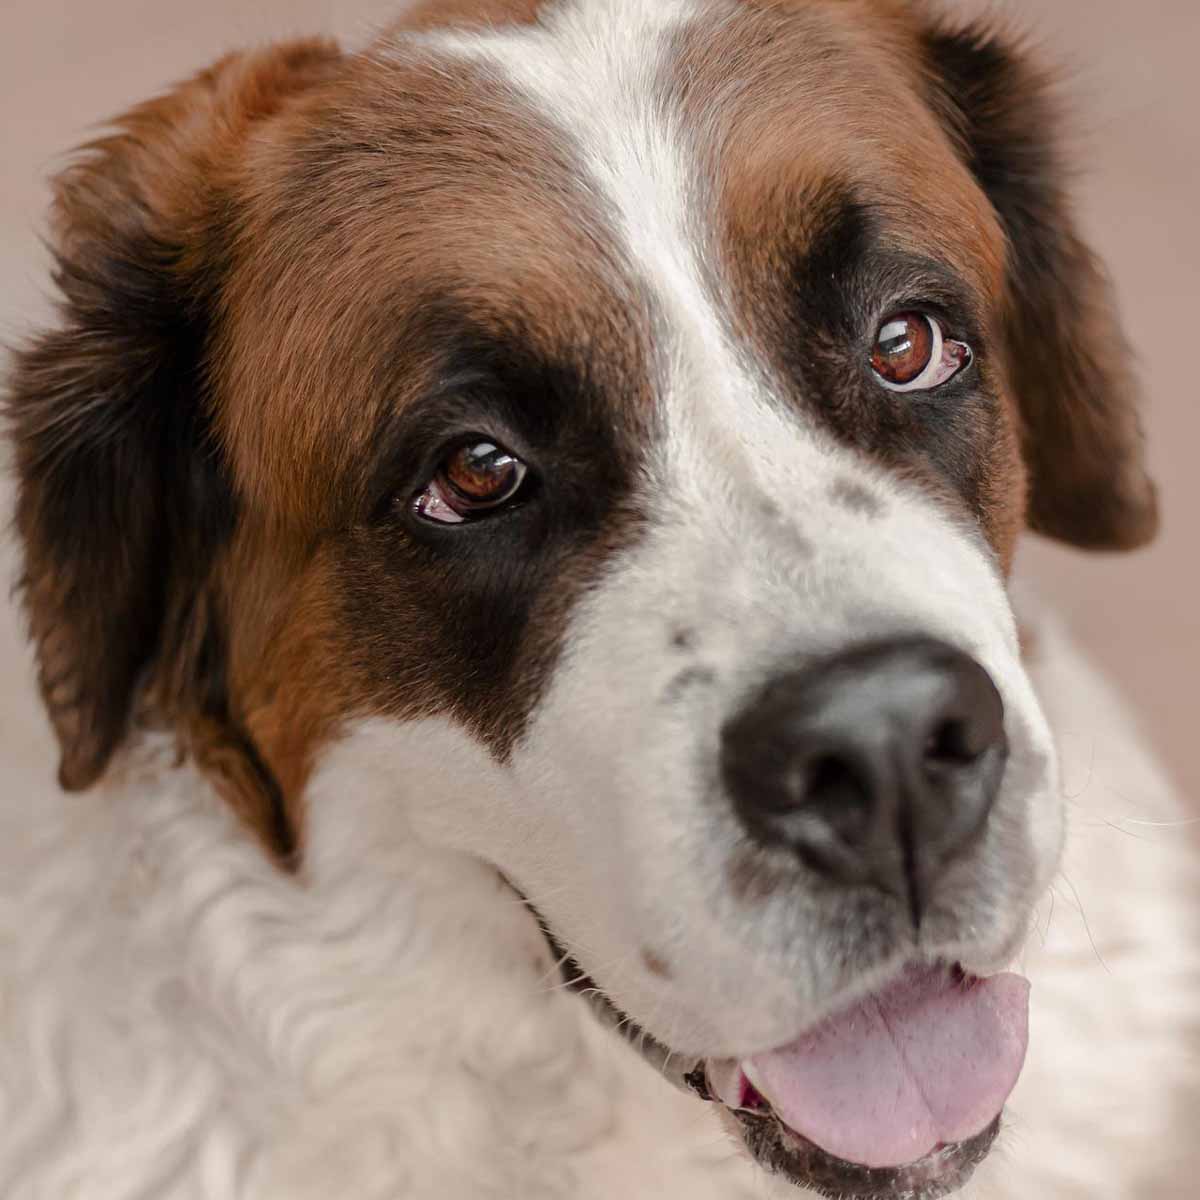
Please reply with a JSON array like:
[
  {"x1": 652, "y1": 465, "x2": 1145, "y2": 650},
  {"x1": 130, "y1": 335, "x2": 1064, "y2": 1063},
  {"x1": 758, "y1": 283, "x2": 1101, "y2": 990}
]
[{"x1": 830, "y1": 476, "x2": 886, "y2": 518}]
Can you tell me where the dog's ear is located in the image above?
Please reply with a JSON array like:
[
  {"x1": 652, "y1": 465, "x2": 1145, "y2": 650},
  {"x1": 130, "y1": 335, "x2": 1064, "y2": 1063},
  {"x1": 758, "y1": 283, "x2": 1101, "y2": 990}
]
[
  {"x1": 5, "y1": 40, "x2": 341, "y2": 798},
  {"x1": 921, "y1": 21, "x2": 1159, "y2": 551}
]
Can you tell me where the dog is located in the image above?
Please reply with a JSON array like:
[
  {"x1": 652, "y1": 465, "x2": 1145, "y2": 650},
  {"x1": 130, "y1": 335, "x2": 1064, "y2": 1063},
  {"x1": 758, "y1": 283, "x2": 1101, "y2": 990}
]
[{"x1": 2, "y1": 0, "x2": 1197, "y2": 1197}]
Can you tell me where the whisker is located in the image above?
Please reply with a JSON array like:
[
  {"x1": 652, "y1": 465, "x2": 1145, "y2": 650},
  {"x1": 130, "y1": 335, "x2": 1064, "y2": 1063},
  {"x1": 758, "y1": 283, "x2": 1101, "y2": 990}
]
[
  {"x1": 1061, "y1": 735, "x2": 1096, "y2": 802},
  {"x1": 1099, "y1": 818, "x2": 1149, "y2": 842},
  {"x1": 1117, "y1": 816, "x2": 1200, "y2": 829},
  {"x1": 1042, "y1": 887, "x2": 1056, "y2": 947},
  {"x1": 533, "y1": 943, "x2": 577, "y2": 990},
  {"x1": 1058, "y1": 873, "x2": 1111, "y2": 975}
]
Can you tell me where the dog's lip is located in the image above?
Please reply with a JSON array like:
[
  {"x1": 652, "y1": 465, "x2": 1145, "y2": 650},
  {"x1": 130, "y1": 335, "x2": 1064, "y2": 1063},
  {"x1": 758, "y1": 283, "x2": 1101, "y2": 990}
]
[{"x1": 722, "y1": 1099, "x2": 1001, "y2": 1200}]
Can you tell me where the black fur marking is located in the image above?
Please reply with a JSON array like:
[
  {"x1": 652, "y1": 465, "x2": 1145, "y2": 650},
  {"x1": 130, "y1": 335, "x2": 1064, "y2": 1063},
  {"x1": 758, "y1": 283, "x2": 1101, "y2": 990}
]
[
  {"x1": 780, "y1": 187, "x2": 1001, "y2": 526},
  {"x1": 6, "y1": 226, "x2": 236, "y2": 789},
  {"x1": 670, "y1": 626, "x2": 696, "y2": 651}
]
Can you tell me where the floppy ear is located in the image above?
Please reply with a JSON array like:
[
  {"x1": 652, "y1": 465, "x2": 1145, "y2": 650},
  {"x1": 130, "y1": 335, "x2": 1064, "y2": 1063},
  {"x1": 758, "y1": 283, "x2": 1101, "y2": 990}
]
[
  {"x1": 921, "y1": 21, "x2": 1159, "y2": 551},
  {"x1": 5, "y1": 40, "x2": 341, "y2": 800}
]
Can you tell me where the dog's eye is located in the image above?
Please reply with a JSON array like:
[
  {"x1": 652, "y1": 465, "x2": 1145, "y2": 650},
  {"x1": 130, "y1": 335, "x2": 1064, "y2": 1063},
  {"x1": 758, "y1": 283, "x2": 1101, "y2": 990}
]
[
  {"x1": 870, "y1": 312, "x2": 971, "y2": 392},
  {"x1": 414, "y1": 439, "x2": 529, "y2": 525}
]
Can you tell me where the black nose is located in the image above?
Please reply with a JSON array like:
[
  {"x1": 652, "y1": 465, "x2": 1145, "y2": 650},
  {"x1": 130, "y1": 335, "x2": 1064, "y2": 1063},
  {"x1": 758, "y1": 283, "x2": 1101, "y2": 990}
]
[{"x1": 721, "y1": 637, "x2": 1007, "y2": 922}]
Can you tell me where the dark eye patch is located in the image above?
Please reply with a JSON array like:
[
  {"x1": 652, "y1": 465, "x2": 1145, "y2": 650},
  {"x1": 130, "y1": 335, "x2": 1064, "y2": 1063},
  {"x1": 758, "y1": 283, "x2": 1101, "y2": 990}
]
[
  {"x1": 331, "y1": 305, "x2": 651, "y2": 759},
  {"x1": 771, "y1": 188, "x2": 1001, "y2": 521},
  {"x1": 359, "y1": 309, "x2": 642, "y2": 530},
  {"x1": 786, "y1": 195, "x2": 985, "y2": 361}
]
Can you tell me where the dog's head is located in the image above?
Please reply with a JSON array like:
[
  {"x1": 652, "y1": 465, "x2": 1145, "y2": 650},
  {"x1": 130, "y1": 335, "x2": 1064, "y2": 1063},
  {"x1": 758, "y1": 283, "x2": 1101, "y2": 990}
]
[{"x1": 6, "y1": 1, "x2": 1157, "y2": 1195}]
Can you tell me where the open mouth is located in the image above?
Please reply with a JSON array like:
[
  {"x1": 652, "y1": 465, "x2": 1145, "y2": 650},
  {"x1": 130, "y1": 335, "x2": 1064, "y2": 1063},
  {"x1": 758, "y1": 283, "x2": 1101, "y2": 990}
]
[
  {"x1": 693, "y1": 963, "x2": 1029, "y2": 1198},
  {"x1": 532, "y1": 903, "x2": 1028, "y2": 1200}
]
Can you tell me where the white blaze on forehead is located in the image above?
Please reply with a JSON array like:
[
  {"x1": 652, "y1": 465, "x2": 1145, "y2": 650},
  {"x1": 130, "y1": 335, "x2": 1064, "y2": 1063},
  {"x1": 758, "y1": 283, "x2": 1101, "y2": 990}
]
[{"x1": 419, "y1": 0, "x2": 764, "y2": 414}]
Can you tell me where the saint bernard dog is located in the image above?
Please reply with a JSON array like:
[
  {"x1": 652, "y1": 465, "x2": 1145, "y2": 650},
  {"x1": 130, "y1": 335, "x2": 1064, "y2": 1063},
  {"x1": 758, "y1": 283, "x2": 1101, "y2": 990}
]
[{"x1": 3, "y1": 1, "x2": 1196, "y2": 1198}]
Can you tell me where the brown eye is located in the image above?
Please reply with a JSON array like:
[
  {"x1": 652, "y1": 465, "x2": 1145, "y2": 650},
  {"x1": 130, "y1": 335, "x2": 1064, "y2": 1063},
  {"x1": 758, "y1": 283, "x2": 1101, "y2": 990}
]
[
  {"x1": 871, "y1": 312, "x2": 932, "y2": 384},
  {"x1": 870, "y1": 312, "x2": 971, "y2": 393},
  {"x1": 415, "y1": 440, "x2": 529, "y2": 525}
]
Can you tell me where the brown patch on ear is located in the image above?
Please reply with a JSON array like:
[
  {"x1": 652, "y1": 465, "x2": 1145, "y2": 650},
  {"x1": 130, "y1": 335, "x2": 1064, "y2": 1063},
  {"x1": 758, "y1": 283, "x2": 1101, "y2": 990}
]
[
  {"x1": 4, "y1": 38, "x2": 340, "y2": 858},
  {"x1": 921, "y1": 21, "x2": 1159, "y2": 551}
]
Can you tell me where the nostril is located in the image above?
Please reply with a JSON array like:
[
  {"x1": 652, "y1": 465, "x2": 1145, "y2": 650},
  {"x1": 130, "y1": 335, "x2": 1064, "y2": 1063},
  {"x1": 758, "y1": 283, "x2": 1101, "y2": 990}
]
[
  {"x1": 726, "y1": 743, "x2": 878, "y2": 873},
  {"x1": 797, "y1": 754, "x2": 874, "y2": 843},
  {"x1": 924, "y1": 718, "x2": 980, "y2": 766}
]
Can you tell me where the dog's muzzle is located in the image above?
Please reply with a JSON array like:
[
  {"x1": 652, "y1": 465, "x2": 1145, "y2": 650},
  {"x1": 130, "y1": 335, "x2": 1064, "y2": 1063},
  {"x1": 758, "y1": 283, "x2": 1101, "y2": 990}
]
[{"x1": 534, "y1": 636, "x2": 1029, "y2": 1198}]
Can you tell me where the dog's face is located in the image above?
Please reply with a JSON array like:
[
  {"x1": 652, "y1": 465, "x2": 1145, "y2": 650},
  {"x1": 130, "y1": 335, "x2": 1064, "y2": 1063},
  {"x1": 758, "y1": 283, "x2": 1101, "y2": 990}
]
[{"x1": 7, "y1": 1, "x2": 1158, "y2": 1196}]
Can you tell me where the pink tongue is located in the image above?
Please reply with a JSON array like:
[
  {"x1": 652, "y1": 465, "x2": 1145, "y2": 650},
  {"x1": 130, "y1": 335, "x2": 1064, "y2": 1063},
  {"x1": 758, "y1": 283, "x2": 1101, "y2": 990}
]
[{"x1": 746, "y1": 967, "x2": 1029, "y2": 1169}]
